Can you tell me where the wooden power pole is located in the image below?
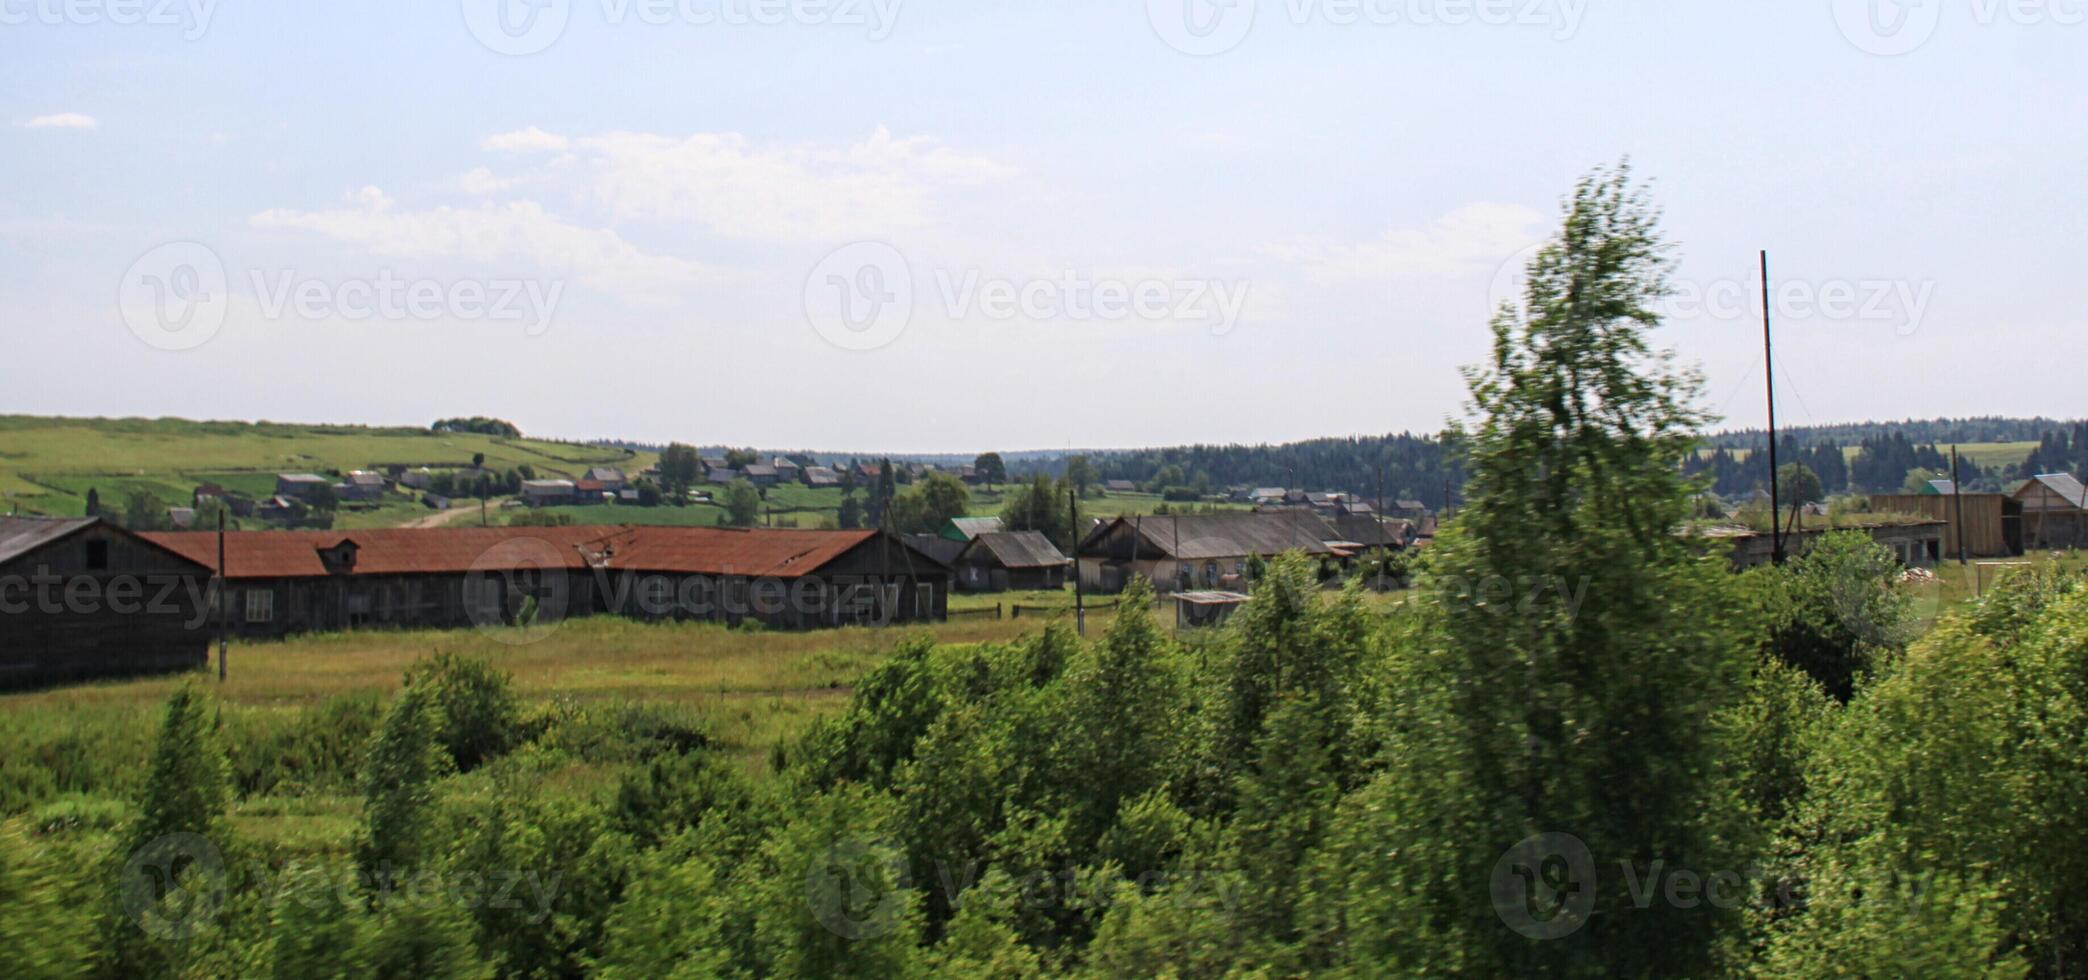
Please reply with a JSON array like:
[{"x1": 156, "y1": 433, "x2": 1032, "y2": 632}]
[{"x1": 1762, "y1": 250, "x2": 1785, "y2": 564}]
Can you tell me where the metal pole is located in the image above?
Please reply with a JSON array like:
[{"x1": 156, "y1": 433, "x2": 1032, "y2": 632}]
[
  {"x1": 1070, "y1": 487, "x2": 1084, "y2": 636},
  {"x1": 1762, "y1": 250, "x2": 1784, "y2": 564},
  {"x1": 216, "y1": 509, "x2": 227, "y2": 683},
  {"x1": 1951, "y1": 447, "x2": 1968, "y2": 565}
]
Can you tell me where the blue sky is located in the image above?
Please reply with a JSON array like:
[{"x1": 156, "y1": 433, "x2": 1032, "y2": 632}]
[{"x1": 2, "y1": 0, "x2": 2082, "y2": 452}]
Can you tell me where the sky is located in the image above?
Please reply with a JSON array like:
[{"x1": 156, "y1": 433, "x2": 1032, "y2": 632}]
[{"x1": 2, "y1": 0, "x2": 2083, "y2": 453}]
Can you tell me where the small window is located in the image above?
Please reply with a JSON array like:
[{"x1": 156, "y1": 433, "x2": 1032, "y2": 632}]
[
  {"x1": 85, "y1": 539, "x2": 109, "y2": 571},
  {"x1": 244, "y1": 589, "x2": 275, "y2": 623}
]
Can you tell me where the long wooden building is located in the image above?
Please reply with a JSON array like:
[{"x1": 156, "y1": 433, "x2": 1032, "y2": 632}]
[
  {"x1": 141, "y1": 525, "x2": 953, "y2": 638},
  {"x1": 0, "y1": 517, "x2": 213, "y2": 688}
]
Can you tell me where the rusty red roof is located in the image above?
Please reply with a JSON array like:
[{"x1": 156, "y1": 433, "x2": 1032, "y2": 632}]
[{"x1": 137, "y1": 525, "x2": 932, "y2": 581}]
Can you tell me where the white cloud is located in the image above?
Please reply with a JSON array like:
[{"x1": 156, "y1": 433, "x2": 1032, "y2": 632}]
[
  {"x1": 1261, "y1": 202, "x2": 1548, "y2": 282},
  {"x1": 457, "y1": 166, "x2": 529, "y2": 195},
  {"x1": 249, "y1": 186, "x2": 722, "y2": 301},
  {"x1": 23, "y1": 113, "x2": 97, "y2": 130},
  {"x1": 481, "y1": 127, "x2": 570, "y2": 153},
  {"x1": 567, "y1": 125, "x2": 1017, "y2": 243}
]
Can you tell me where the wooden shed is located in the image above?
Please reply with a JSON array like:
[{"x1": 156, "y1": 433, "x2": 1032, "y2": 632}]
[
  {"x1": 2013, "y1": 474, "x2": 2088, "y2": 550},
  {"x1": 954, "y1": 531, "x2": 1071, "y2": 592},
  {"x1": 0, "y1": 517, "x2": 213, "y2": 688},
  {"x1": 1868, "y1": 493, "x2": 2023, "y2": 558}
]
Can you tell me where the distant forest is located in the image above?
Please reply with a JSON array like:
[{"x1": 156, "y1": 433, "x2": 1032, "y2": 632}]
[{"x1": 1007, "y1": 418, "x2": 2087, "y2": 505}]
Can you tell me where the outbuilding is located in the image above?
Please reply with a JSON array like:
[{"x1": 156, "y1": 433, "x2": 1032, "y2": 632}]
[{"x1": 0, "y1": 517, "x2": 213, "y2": 688}]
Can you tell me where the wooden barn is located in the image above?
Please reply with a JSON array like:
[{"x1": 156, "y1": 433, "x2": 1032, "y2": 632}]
[
  {"x1": 1869, "y1": 493, "x2": 2023, "y2": 558},
  {"x1": 1077, "y1": 512, "x2": 1341, "y2": 594},
  {"x1": 2013, "y1": 474, "x2": 2088, "y2": 550},
  {"x1": 953, "y1": 531, "x2": 1071, "y2": 592},
  {"x1": 142, "y1": 525, "x2": 953, "y2": 637},
  {"x1": 0, "y1": 517, "x2": 213, "y2": 688}
]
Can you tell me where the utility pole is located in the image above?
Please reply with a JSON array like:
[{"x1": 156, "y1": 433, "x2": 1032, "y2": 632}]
[
  {"x1": 1762, "y1": 250, "x2": 1784, "y2": 564},
  {"x1": 1070, "y1": 487, "x2": 1085, "y2": 636},
  {"x1": 1951, "y1": 447, "x2": 1968, "y2": 565},
  {"x1": 216, "y1": 509, "x2": 228, "y2": 683}
]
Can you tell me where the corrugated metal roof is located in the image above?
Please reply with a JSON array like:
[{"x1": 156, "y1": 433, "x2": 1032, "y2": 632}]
[
  {"x1": 948, "y1": 517, "x2": 1005, "y2": 540},
  {"x1": 140, "y1": 525, "x2": 946, "y2": 581},
  {"x1": 0, "y1": 516, "x2": 98, "y2": 565},
  {"x1": 2026, "y1": 473, "x2": 2088, "y2": 508},
  {"x1": 1103, "y1": 512, "x2": 1340, "y2": 560},
  {"x1": 963, "y1": 531, "x2": 1070, "y2": 570}
]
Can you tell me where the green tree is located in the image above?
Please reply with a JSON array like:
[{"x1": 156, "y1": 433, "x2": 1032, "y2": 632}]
[
  {"x1": 658, "y1": 443, "x2": 702, "y2": 502},
  {"x1": 355, "y1": 686, "x2": 452, "y2": 885},
  {"x1": 1359, "y1": 165, "x2": 1753, "y2": 974},
  {"x1": 105, "y1": 683, "x2": 232, "y2": 977},
  {"x1": 1748, "y1": 530, "x2": 1913, "y2": 701},
  {"x1": 83, "y1": 486, "x2": 101, "y2": 518},
  {"x1": 1065, "y1": 455, "x2": 1098, "y2": 498},
  {"x1": 999, "y1": 474, "x2": 1069, "y2": 547},
  {"x1": 122, "y1": 489, "x2": 166, "y2": 531},
  {"x1": 400, "y1": 654, "x2": 522, "y2": 772},
  {"x1": 724, "y1": 479, "x2": 762, "y2": 527},
  {"x1": 1779, "y1": 462, "x2": 1825, "y2": 510},
  {"x1": 972, "y1": 452, "x2": 1007, "y2": 487},
  {"x1": 887, "y1": 472, "x2": 971, "y2": 535}
]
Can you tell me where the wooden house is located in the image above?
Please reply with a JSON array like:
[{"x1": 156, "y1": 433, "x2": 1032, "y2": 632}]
[
  {"x1": 1078, "y1": 512, "x2": 1341, "y2": 593},
  {"x1": 0, "y1": 517, "x2": 213, "y2": 688},
  {"x1": 2013, "y1": 474, "x2": 2087, "y2": 549},
  {"x1": 954, "y1": 531, "x2": 1071, "y2": 592}
]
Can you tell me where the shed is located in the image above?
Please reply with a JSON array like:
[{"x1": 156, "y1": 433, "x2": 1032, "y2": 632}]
[
  {"x1": 2013, "y1": 474, "x2": 2088, "y2": 549},
  {"x1": 0, "y1": 517, "x2": 213, "y2": 687},
  {"x1": 954, "y1": 531, "x2": 1071, "y2": 592},
  {"x1": 943, "y1": 516, "x2": 1006, "y2": 542},
  {"x1": 1172, "y1": 591, "x2": 1250, "y2": 630}
]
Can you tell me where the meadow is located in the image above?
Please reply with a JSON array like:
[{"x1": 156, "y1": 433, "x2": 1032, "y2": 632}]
[{"x1": 0, "y1": 415, "x2": 642, "y2": 518}]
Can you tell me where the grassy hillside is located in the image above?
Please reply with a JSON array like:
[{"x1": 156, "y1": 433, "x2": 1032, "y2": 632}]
[{"x1": 0, "y1": 415, "x2": 642, "y2": 518}]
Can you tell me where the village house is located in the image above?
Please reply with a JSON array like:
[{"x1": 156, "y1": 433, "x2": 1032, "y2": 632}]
[
  {"x1": 519, "y1": 479, "x2": 578, "y2": 507},
  {"x1": 1077, "y1": 511, "x2": 1343, "y2": 594},
  {"x1": 338, "y1": 470, "x2": 388, "y2": 501},
  {"x1": 585, "y1": 467, "x2": 627, "y2": 492},
  {"x1": 140, "y1": 525, "x2": 953, "y2": 636},
  {"x1": 1700, "y1": 520, "x2": 1949, "y2": 570},
  {"x1": 803, "y1": 466, "x2": 841, "y2": 488},
  {"x1": 2013, "y1": 473, "x2": 2087, "y2": 550},
  {"x1": 399, "y1": 467, "x2": 436, "y2": 490},
  {"x1": 1104, "y1": 479, "x2": 1138, "y2": 495},
  {"x1": 742, "y1": 464, "x2": 780, "y2": 487},
  {"x1": 0, "y1": 517, "x2": 213, "y2": 688},
  {"x1": 953, "y1": 531, "x2": 1072, "y2": 592},
  {"x1": 275, "y1": 473, "x2": 332, "y2": 499}
]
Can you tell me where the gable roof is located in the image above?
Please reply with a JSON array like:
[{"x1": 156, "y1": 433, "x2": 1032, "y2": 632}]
[
  {"x1": 904, "y1": 534, "x2": 967, "y2": 567},
  {"x1": 2019, "y1": 473, "x2": 2088, "y2": 508},
  {"x1": 947, "y1": 516, "x2": 1006, "y2": 540},
  {"x1": 1091, "y1": 512, "x2": 1340, "y2": 560},
  {"x1": 1328, "y1": 513, "x2": 1405, "y2": 549},
  {"x1": 2, "y1": 516, "x2": 212, "y2": 573},
  {"x1": 961, "y1": 531, "x2": 1071, "y2": 570},
  {"x1": 0, "y1": 516, "x2": 100, "y2": 566},
  {"x1": 140, "y1": 525, "x2": 950, "y2": 581}
]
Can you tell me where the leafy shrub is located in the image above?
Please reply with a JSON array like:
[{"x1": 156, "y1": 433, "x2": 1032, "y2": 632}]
[{"x1": 403, "y1": 654, "x2": 523, "y2": 771}]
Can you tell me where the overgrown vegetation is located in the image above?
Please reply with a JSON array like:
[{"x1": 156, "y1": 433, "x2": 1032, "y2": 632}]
[{"x1": 9, "y1": 168, "x2": 2087, "y2": 976}]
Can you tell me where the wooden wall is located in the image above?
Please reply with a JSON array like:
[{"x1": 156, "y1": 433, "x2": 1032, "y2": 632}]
[{"x1": 1869, "y1": 494, "x2": 2018, "y2": 557}]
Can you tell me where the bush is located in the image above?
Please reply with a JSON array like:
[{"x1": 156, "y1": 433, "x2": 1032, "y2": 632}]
[{"x1": 403, "y1": 655, "x2": 523, "y2": 772}]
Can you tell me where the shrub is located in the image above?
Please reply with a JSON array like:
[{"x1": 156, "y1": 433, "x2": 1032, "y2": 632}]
[{"x1": 403, "y1": 654, "x2": 523, "y2": 772}]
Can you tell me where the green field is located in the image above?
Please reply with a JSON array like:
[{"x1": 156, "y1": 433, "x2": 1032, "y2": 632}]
[{"x1": 0, "y1": 416, "x2": 643, "y2": 519}]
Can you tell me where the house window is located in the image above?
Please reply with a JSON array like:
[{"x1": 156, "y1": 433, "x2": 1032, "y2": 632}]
[
  {"x1": 1205, "y1": 561, "x2": 1219, "y2": 582},
  {"x1": 244, "y1": 588, "x2": 275, "y2": 623},
  {"x1": 84, "y1": 539, "x2": 109, "y2": 571}
]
